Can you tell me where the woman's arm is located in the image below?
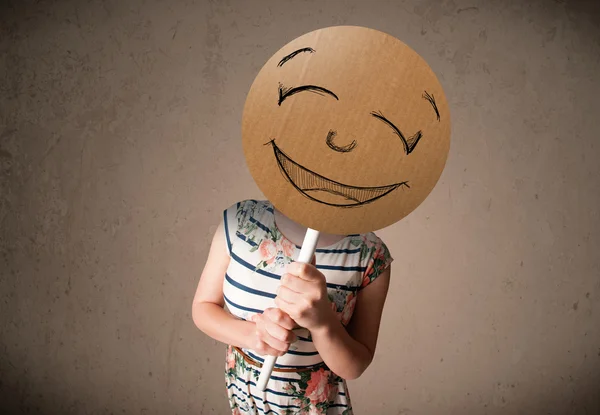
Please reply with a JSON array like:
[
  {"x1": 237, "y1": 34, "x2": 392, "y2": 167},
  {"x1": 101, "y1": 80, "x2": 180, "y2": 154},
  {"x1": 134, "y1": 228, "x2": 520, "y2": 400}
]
[
  {"x1": 192, "y1": 220, "x2": 297, "y2": 355},
  {"x1": 191, "y1": 220, "x2": 256, "y2": 349},
  {"x1": 275, "y1": 262, "x2": 391, "y2": 380},
  {"x1": 315, "y1": 266, "x2": 391, "y2": 379}
]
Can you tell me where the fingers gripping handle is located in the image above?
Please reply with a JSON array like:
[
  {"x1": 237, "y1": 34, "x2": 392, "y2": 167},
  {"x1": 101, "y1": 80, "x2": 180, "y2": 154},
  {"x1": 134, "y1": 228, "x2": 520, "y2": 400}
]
[{"x1": 256, "y1": 228, "x2": 320, "y2": 391}]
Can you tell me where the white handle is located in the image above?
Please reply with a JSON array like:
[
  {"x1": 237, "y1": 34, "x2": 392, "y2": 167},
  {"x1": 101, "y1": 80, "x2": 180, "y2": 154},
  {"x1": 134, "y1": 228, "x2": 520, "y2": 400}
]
[{"x1": 256, "y1": 228, "x2": 320, "y2": 391}]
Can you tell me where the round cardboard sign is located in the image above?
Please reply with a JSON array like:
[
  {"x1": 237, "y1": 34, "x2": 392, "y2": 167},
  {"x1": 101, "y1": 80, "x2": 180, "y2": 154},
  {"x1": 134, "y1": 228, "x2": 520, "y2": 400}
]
[{"x1": 242, "y1": 26, "x2": 451, "y2": 235}]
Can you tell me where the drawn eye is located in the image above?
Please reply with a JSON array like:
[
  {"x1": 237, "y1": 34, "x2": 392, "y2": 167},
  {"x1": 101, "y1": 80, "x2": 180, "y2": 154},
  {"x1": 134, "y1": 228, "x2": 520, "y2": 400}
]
[
  {"x1": 371, "y1": 111, "x2": 423, "y2": 155},
  {"x1": 423, "y1": 90, "x2": 441, "y2": 122},
  {"x1": 278, "y1": 84, "x2": 339, "y2": 106}
]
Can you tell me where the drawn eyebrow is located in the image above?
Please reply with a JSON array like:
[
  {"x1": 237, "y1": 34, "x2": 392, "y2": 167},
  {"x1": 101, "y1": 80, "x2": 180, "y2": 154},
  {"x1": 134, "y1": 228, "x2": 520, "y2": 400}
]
[
  {"x1": 371, "y1": 111, "x2": 423, "y2": 155},
  {"x1": 277, "y1": 47, "x2": 315, "y2": 67},
  {"x1": 278, "y1": 84, "x2": 339, "y2": 106},
  {"x1": 423, "y1": 91, "x2": 440, "y2": 121}
]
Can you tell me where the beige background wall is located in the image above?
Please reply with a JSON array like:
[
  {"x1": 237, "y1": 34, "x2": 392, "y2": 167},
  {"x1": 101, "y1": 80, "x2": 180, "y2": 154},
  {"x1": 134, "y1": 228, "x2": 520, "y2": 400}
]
[{"x1": 1, "y1": 0, "x2": 599, "y2": 414}]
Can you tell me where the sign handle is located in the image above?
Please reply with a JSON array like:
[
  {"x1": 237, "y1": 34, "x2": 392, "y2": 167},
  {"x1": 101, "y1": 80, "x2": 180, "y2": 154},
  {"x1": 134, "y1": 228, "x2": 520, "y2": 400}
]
[{"x1": 256, "y1": 228, "x2": 320, "y2": 391}]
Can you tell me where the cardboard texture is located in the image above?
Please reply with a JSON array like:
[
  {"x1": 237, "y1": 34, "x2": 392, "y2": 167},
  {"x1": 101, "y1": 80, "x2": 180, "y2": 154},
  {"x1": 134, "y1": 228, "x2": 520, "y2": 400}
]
[{"x1": 242, "y1": 26, "x2": 450, "y2": 235}]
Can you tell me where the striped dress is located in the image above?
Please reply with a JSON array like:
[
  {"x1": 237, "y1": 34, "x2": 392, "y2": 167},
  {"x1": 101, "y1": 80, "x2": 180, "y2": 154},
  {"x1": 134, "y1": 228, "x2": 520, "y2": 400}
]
[{"x1": 222, "y1": 200, "x2": 393, "y2": 415}]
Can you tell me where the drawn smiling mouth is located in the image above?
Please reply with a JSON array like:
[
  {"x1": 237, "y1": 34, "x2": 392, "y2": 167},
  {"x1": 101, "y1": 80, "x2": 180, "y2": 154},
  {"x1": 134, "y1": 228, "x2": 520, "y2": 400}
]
[{"x1": 268, "y1": 140, "x2": 408, "y2": 207}]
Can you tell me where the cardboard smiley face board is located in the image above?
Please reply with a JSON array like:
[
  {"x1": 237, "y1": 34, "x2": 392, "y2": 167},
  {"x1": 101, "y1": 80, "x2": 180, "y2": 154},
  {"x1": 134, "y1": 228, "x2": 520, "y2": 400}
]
[
  {"x1": 242, "y1": 26, "x2": 451, "y2": 390},
  {"x1": 242, "y1": 25, "x2": 451, "y2": 236}
]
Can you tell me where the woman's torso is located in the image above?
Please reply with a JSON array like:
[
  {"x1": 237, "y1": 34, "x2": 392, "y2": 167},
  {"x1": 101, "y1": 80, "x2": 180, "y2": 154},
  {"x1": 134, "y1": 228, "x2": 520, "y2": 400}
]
[{"x1": 222, "y1": 199, "x2": 385, "y2": 369}]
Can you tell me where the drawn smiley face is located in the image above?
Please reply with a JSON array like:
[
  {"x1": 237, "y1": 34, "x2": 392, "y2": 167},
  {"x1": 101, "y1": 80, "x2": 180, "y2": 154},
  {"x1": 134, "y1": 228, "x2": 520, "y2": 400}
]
[{"x1": 242, "y1": 26, "x2": 450, "y2": 234}]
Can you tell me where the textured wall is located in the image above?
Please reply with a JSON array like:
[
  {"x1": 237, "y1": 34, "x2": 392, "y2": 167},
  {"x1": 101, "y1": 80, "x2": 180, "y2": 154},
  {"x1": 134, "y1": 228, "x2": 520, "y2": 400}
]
[{"x1": 1, "y1": 0, "x2": 599, "y2": 414}]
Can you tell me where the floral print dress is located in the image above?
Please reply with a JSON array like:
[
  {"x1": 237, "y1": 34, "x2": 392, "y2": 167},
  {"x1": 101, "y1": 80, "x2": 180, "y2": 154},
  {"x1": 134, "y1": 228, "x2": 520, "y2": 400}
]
[{"x1": 222, "y1": 200, "x2": 393, "y2": 415}]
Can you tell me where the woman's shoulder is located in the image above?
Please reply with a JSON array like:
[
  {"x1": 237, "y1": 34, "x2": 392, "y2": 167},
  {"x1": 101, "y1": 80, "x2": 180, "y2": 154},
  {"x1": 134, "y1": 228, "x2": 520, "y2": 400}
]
[
  {"x1": 347, "y1": 231, "x2": 388, "y2": 250},
  {"x1": 224, "y1": 199, "x2": 273, "y2": 227},
  {"x1": 347, "y1": 231, "x2": 393, "y2": 267},
  {"x1": 225, "y1": 199, "x2": 271, "y2": 214}
]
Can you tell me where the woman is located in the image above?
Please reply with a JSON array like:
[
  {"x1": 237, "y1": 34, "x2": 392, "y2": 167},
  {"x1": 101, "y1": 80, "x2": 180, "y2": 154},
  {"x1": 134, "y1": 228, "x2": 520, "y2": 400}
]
[{"x1": 192, "y1": 200, "x2": 392, "y2": 414}]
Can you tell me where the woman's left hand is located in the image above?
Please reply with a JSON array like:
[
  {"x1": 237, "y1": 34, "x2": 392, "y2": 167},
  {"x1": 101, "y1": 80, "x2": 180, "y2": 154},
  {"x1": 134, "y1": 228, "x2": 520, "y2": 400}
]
[{"x1": 274, "y1": 261, "x2": 336, "y2": 332}]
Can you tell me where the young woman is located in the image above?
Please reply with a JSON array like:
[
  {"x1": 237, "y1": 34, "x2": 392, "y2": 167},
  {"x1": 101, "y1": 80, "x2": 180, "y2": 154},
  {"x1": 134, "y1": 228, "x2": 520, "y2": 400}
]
[{"x1": 192, "y1": 200, "x2": 392, "y2": 415}]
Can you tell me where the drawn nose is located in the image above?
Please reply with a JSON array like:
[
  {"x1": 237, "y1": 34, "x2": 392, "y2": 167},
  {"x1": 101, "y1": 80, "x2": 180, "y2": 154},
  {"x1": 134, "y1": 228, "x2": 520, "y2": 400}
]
[{"x1": 325, "y1": 130, "x2": 357, "y2": 153}]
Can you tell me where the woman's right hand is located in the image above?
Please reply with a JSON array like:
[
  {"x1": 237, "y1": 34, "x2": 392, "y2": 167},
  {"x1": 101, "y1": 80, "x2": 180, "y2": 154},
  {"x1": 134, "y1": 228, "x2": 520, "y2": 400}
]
[{"x1": 251, "y1": 308, "x2": 297, "y2": 356}]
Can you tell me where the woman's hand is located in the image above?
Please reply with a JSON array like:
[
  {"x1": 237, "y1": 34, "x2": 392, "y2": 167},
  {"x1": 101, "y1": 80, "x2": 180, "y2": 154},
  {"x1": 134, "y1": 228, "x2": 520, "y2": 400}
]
[
  {"x1": 275, "y1": 262, "x2": 337, "y2": 332},
  {"x1": 251, "y1": 308, "x2": 297, "y2": 356}
]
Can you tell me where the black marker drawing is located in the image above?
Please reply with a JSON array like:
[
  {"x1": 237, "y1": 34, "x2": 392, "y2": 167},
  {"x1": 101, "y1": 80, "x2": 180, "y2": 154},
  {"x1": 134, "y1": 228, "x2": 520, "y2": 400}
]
[
  {"x1": 277, "y1": 47, "x2": 316, "y2": 67},
  {"x1": 371, "y1": 111, "x2": 423, "y2": 155},
  {"x1": 423, "y1": 91, "x2": 440, "y2": 121},
  {"x1": 325, "y1": 130, "x2": 357, "y2": 153},
  {"x1": 266, "y1": 140, "x2": 408, "y2": 207},
  {"x1": 278, "y1": 84, "x2": 339, "y2": 106}
]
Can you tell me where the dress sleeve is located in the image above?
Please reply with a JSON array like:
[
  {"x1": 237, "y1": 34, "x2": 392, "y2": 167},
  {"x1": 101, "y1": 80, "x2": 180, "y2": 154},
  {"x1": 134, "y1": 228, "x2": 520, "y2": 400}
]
[
  {"x1": 222, "y1": 200, "x2": 261, "y2": 255},
  {"x1": 222, "y1": 200, "x2": 252, "y2": 256},
  {"x1": 359, "y1": 233, "x2": 393, "y2": 290},
  {"x1": 222, "y1": 203, "x2": 237, "y2": 256}
]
